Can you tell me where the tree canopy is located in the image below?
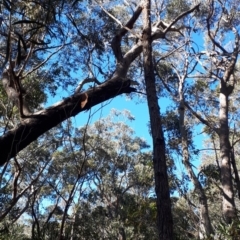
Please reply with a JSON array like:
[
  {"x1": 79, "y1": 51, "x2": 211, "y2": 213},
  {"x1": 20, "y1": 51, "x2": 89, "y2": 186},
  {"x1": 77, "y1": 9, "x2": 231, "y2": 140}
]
[{"x1": 1, "y1": 0, "x2": 240, "y2": 239}]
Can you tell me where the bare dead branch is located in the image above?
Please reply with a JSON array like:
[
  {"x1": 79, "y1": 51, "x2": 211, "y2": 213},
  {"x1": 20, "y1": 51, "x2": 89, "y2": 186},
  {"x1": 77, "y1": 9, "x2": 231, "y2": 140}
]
[{"x1": 12, "y1": 157, "x2": 21, "y2": 200}]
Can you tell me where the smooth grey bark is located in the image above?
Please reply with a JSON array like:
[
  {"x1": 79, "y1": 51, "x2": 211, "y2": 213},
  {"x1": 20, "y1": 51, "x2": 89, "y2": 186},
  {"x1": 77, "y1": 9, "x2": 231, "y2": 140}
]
[
  {"x1": 184, "y1": 68, "x2": 237, "y2": 224},
  {"x1": 219, "y1": 83, "x2": 236, "y2": 223},
  {"x1": 142, "y1": 1, "x2": 173, "y2": 239},
  {"x1": 205, "y1": 3, "x2": 239, "y2": 223},
  {"x1": 155, "y1": 41, "x2": 214, "y2": 237}
]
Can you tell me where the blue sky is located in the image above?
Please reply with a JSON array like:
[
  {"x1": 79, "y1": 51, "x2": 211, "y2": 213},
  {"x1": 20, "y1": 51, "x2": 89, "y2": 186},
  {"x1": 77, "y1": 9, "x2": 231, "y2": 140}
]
[
  {"x1": 45, "y1": 85, "x2": 205, "y2": 190},
  {"x1": 46, "y1": 89, "x2": 153, "y2": 143},
  {"x1": 43, "y1": 28, "x2": 208, "y2": 187}
]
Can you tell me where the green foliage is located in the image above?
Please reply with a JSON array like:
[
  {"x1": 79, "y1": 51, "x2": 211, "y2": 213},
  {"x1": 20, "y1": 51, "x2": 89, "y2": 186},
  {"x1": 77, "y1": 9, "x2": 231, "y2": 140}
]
[
  {"x1": 0, "y1": 222, "x2": 28, "y2": 240},
  {"x1": 166, "y1": 0, "x2": 190, "y2": 21},
  {"x1": 1, "y1": 0, "x2": 240, "y2": 239},
  {"x1": 215, "y1": 220, "x2": 240, "y2": 240},
  {"x1": 0, "y1": 110, "x2": 159, "y2": 239}
]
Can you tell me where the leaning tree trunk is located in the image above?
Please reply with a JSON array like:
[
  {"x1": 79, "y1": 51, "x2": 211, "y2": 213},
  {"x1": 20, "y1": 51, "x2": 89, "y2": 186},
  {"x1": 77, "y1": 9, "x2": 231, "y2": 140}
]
[
  {"x1": 178, "y1": 99, "x2": 213, "y2": 237},
  {"x1": 142, "y1": 1, "x2": 173, "y2": 239}
]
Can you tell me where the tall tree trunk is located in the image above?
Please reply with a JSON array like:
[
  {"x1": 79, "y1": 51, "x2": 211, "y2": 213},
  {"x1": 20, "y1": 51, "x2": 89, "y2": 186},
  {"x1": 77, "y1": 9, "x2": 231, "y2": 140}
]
[
  {"x1": 142, "y1": 1, "x2": 173, "y2": 239},
  {"x1": 219, "y1": 84, "x2": 236, "y2": 223},
  {"x1": 178, "y1": 75, "x2": 213, "y2": 237},
  {"x1": 205, "y1": 6, "x2": 239, "y2": 221},
  {"x1": 178, "y1": 100, "x2": 213, "y2": 238}
]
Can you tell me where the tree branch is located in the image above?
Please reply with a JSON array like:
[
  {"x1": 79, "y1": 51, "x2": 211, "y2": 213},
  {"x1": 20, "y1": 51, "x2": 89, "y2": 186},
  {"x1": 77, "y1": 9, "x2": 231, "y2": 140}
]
[
  {"x1": 22, "y1": 45, "x2": 64, "y2": 78},
  {"x1": 163, "y1": 4, "x2": 200, "y2": 34},
  {"x1": 206, "y1": 1, "x2": 228, "y2": 55},
  {"x1": 184, "y1": 101, "x2": 218, "y2": 133},
  {"x1": 0, "y1": 3, "x2": 201, "y2": 166},
  {"x1": 0, "y1": 79, "x2": 136, "y2": 165},
  {"x1": 107, "y1": 4, "x2": 143, "y2": 62}
]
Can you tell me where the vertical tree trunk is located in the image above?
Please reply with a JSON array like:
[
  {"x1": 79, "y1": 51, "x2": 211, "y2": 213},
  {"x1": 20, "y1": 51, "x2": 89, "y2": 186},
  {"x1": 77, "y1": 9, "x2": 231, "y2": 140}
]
[
  {"x1": 142, "y1": 1, "x2": 173, "y2": 239},
  {"x1": 205, "y1": 0, "x2": 239, "y2": 224},
  {"x1": 219, "y1": 85, "x2": 236, "y2": 223}
]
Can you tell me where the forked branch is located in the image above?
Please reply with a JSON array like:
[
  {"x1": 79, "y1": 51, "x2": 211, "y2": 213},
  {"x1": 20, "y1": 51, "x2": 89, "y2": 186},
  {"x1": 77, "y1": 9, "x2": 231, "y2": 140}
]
[{"x1": 102, "y1": 4, "x2": 143, "y2": 62}]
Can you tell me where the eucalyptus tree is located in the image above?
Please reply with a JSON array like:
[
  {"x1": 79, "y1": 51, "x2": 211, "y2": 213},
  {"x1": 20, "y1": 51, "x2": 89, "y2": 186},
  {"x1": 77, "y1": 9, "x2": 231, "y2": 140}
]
[
  {"x1": 152, "y1": 0, "x2": 240, "y2": 227},
  {"x1": 0, "y1": 109, "x2": 159, "y2": 239},
  {"x1": 67, "y1": 110, "x2": 157, "y2": 239},
  {"x1": 183, "y1": 0, "x2": 240, "y2": 223},
  {"x1": 200, "y1": 0, "x2": 240, "y2": 223},
  {"x1": 0, "y1": 0, "x2": 200, "y2": 163},
  {"x1": 155, "y1": 46, "x2": 214, "y2": 238},
  {"x1": 0, "y1": 0, "x2": 201, "y2": 238},
  {"x1": 151, "y1": 2, "x2": 214, "y2": 237}
]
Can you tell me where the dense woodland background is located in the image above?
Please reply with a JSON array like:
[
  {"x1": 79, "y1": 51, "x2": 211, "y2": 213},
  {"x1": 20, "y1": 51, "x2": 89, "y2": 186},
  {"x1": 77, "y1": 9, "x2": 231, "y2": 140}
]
[{"x1": 1, "y1": 0, "x2": 240, "y2": 239}]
